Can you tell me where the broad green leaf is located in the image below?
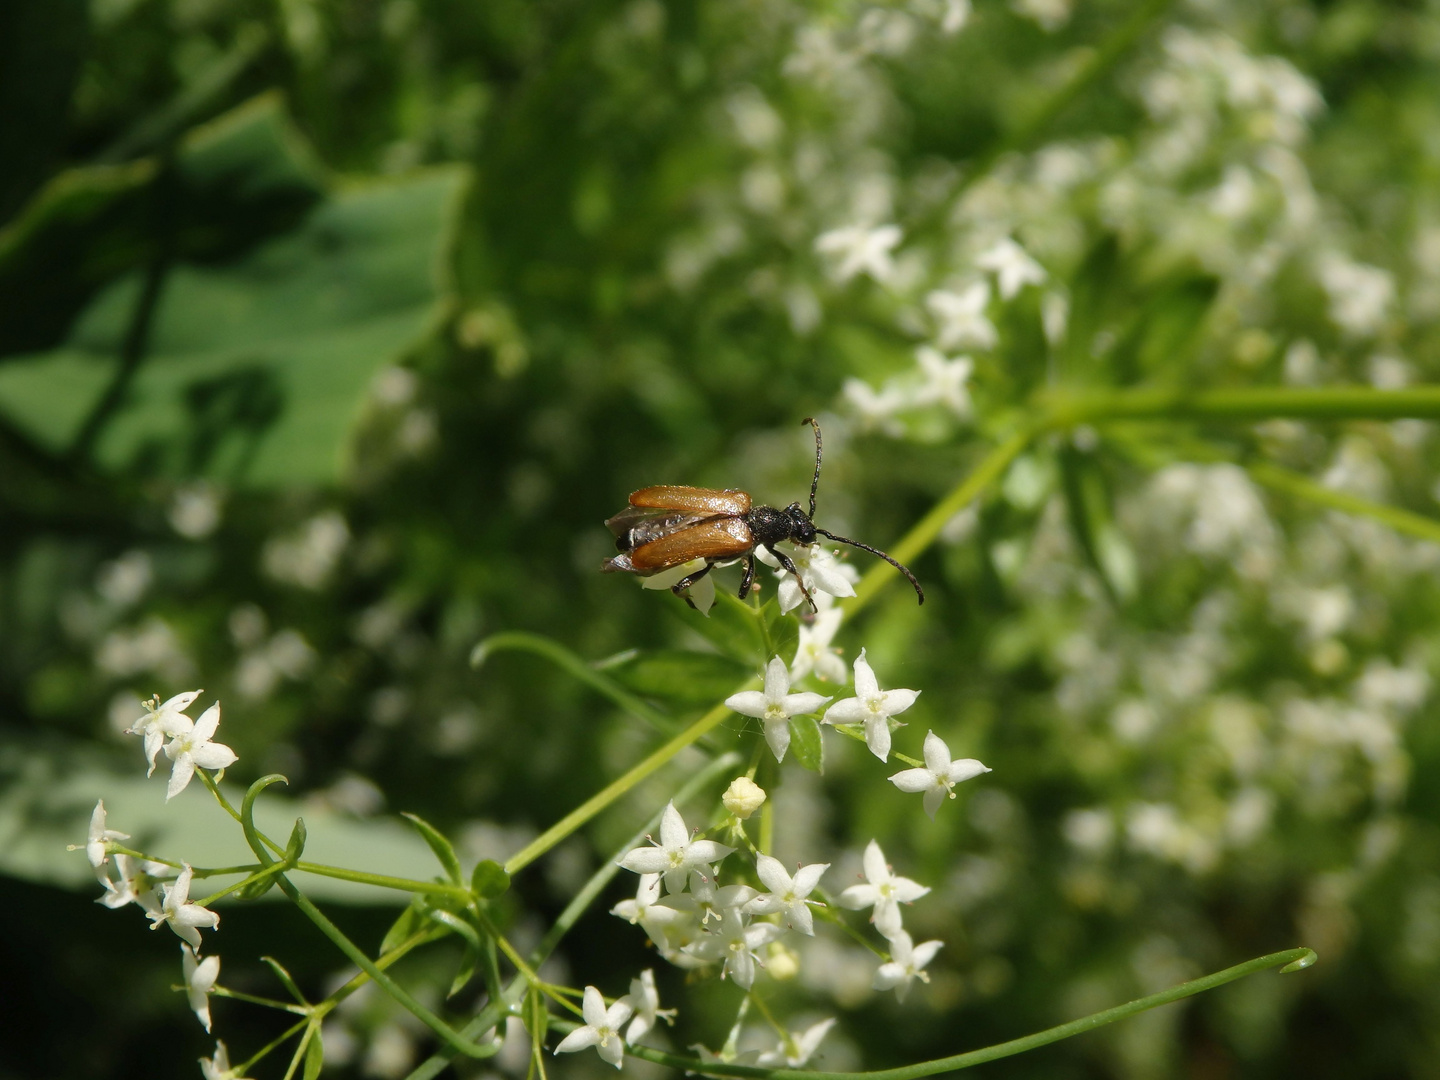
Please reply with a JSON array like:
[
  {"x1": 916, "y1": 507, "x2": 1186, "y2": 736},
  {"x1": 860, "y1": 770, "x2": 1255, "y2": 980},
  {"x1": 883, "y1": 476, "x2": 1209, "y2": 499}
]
[
  {"x1": 471, "y1": 858, "x2": 510, "y2": 899},
  {"x1": 0, "y1": 96, "x2": 467, "y2": 487},
  {"x1": 0, "y1": 732, "x2": 438, "y2": 904},
  {"x1": 790, "y1": 714, "x2": 824, "y2": 773}
]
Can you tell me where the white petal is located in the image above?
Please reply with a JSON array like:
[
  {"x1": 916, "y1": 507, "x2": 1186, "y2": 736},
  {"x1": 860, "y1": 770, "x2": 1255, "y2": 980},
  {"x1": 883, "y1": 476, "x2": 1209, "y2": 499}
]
[
  {"x1": 780, "y1": 692, "x2": 831, "y2": 716},
  {"x1": 944, "y1": 759, "x2": 991, "y2": 784},
  {"x1": 791, "y1": 862, "x2": 828, "y2": 895},
  {"x1": 764, "y1": 719, "x2": 790, "y2": 762},
  {"x1": 658, "y1": 803, "x2": 687, "y2": 849},
  {"x1": 863, "y1": 716, "x2": 892, "y2": 761},
  {"x1": 684, "y1": 840, "x2": 735, "y2": 864},
  {"x1": 888, "y1": 767, "x2": 933, "y2": 793},
  {"x1": 193, "y1": 702, "x2": 222, "y2": 742},
  {"x1": 620, "y1": 849, "x2": 671, "y2": 875},
  {"x1": 580, "y1": 986, "x2": 608, "y2": 1027},
  {"x1": 878, "y1": 688, "x2": 919, "y2": 716},
  {"x1": 911, "y1": 939, "x2": 944, "y2": 968},
  {"x1": 555, "y1": 1027, "x2": 600, "y2": 1054},
  {"x1": 724, "y1": 691, "x2": 769, "y2": 718},
  {"x1": 852, "y1": 650, "x2": 878, "y2": 698},
  {"x1": 754, "y1": 855, "x2": 791, "y2": 894},
  {"x1": 763, "y1": 657, "x2": 789, "y2": 702},
  {"x1": 822, "y1": 698, "x2": 867, "y2": 725},
  {"x1": 922, "y1": 787, "x2": 946, "y2": 820},
  {"x1": 191, "y1": 743, "x2": 239, "y2": 771},
  {"x1": 861, "y1": 840, "x2": 888, "y2": 884},
  {"x1": 921, "y1": 731, "x2": 951, "y2": 773},
  {"x1": 166, "y1": 755, "x2": 198, "y2": 801},
  {"x1": 838, "y1": 884, "x2": 878, "y2": 910}
]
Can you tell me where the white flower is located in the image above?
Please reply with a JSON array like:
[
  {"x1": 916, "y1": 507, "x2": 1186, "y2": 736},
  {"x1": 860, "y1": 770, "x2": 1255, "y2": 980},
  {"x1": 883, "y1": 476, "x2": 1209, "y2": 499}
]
[
  {"x1": 685, "y1": 908, "x2": 784, "y2": 989},
  {"x1": 872, "y1": 930, "x2": 942, "y2": 1002},
  {"x1": 755, "y1": 1018, "x2": 838, "y2": 1068},
  {"x1": 976, "y1": 237, "x2": 1047, "y2": 300},
  {"x1": 125, "y1": 690, "x2": 202, "y2": 776},
  {"x1": 822, "y1": 649, "x2": 920, "y2": 761},
  {"x1": 97, "y1": 853, "x2": 163, "y2": 912},
  {"x1": 838, "y1": 840, "x2": 930, "y2": 939},
  {"x1": 660, "y1": 870, "x2": 757, "y2": 925},
  {"x1": 619, "y1": 802, "x2": 736, "y2": 894},
  {"x1": 745, "y1": 855, "x2": 829, "y2": 935},
  {"x1": 148, "y1": 864, "x2": 220, "y2": 949},
  {"x1": 622, "y1": 969, "x2": 676, "y2": 1044},
  {"x1": 722, "y1": 776, "x2": 767, "y2": 819},
  {"x1": 162, "y1": 702, "x2": 239, "y2": 801},
  {"x1": 84, "y1": 800, "x2": 130, "y2": 874},
  {"x1": 843, "y1": 378, "x2": 907, "y2": 435},
  {"x1": 183, "y1": 943, "x2": 221, "y2": 1032},
  {"x1": 756, "y1": 544, "x2": 857, "y2": 614},
  {"x1": 791, "y1": 607, "x2": 848, "y2": 684},
  {"x1": 915, "y1": 347, "x2": 974, "y2": 417},
  {"x1": 200, "y1": 1041, "x2": 251, "y2": 1080},
  {"x1": 725, "y1": 657, "x2": 832, "y2": 762},
  {"x1": 554, "y1": 986, "x2": 633, "y2": 1068},
  {"x1": 815, "y1": 223, "x2": 903, "y2": 284},
  {"x1": 925, "y1": 281, "x2": 997, "y2": 350},
  {"x1": 888, "y1": 731, "x2": 991, "y2": 819}
]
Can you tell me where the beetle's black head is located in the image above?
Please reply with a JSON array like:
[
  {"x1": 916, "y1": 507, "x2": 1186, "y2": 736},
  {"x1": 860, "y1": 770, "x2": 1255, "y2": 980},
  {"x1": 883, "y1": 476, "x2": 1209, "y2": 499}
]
[{"x1": 785, "y1": 502, "x2": 817, "y2": 545}]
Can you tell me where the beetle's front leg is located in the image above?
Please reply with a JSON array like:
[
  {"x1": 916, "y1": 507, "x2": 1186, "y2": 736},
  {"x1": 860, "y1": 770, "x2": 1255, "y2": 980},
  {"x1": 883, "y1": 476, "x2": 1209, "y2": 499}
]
[
  {"x1": 737, "y1": 555, "x2": 756, "y2": 600},
  {"x1": 764, "y1": 545, "x2": 817, "y2": 613},
  {"x1": 671, "y1": 563, "x2": 714, "y2": 609}
]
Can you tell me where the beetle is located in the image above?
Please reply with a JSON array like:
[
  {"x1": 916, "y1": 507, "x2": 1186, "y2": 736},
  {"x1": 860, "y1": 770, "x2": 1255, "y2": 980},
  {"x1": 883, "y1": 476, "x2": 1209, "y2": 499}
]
[{"x1": 601, "y1": 417, "x2": 924, "y2": 611}]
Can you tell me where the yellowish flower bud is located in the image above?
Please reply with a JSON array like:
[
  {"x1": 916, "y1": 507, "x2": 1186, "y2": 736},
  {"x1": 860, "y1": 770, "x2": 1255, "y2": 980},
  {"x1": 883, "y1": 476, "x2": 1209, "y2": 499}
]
[{"x1": 722, "y1": 776, "x2": 767, "y2": 819}]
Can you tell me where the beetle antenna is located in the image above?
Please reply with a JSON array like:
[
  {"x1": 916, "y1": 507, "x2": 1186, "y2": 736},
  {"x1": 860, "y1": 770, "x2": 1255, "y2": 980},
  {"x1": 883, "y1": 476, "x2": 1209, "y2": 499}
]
[
  {"x1": 814, "y1": 527, "x2": 925, "y2": 605},
  {"x1": 801, "y1": 416, "x2": 823, "y2": 520}
]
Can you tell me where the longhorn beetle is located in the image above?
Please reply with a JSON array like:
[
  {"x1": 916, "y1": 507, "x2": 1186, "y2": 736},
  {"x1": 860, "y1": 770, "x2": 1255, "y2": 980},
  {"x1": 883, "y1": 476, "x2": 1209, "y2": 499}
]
[{"x1": 601, "y1": 417, "x2": 924, "y2": 612}]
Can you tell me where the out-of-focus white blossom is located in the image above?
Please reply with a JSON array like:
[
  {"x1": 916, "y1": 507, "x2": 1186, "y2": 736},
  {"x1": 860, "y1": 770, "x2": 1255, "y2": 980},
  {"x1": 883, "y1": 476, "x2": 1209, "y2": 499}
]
[
  {"x1": 872, "y1": 930, "x2": 942, "y2": 1001},
  {"x1": 976, "y1": 236, "x2": 1047, "y2": 299},
  {"x1": 926, "y1": 281, "x2": 997, "y2": 350},
  {"x1": 183, "y1": 943, "x2": 221, "y2": 1032},
  {"x1": 815, "y1": 224, "x2": 902, "y2": 284},
  {"x1": 791, "y1": 606, "x2": 847, "y2": 684}
]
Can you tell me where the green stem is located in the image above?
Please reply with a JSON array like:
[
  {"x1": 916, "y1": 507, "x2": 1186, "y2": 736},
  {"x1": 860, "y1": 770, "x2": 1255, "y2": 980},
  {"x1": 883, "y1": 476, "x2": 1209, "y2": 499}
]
[
  {"x1": 1042, "y1": 385, "x2": 1440, "y2": 426},
  {"x1": 1246, "y1": 460, "x2": 1440, "y2": 545},
  {"x1": 291, "y1": 862, "x2": 472, "y2": 901},
  {"x1": 472, "y1": 631, "x2": 676, "y2": 734},
  {"x1": 503, "y1": 696, "x2": 751, "y2": 874},
  {"x1": 626, "y1": 948, "x2": 1316, "y2": 1078}
]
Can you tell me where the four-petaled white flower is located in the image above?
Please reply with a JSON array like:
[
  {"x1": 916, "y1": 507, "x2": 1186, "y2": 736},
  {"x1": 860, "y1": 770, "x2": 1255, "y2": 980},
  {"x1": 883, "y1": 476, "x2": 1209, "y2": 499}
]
[
  {"x1": 756, "y1": 1017, "x2": 838, "y2": 1068},
  {"x1": 745, "y1": 855, "x2": 829, "y2": 935},
  {"x1": 791, "y1": 607, "x2": 848, "y2": 684},
  {"x1": 756, "y1": 543, "x2": 858, "y2": 614},
  {"x1": 838, "y1": 840, "x2": 930, "y2": 939},
  {"x1": 976, "y1": 236, "x2": 1047, "y2": 300},
  {"x1": 85, "y1": 799, "x2": 129, "y2": 874},
  {"x1": 199, "y1": 1041, "x2": 250, "y2": 1080},
  {"x1": 725, "y1": 657, "x2": 832, "y2": 762},
  {"x1": 611, "y1": 873, "x2": 686, "y2": 951},
  {"x1": 97, "y1": 853, "x2": 163, "y2": 912},
  {"x1": 183, "y1": 943, "x2": 221, "y2": 1032},
  {"x1": 622, "y1": 969, "x2": 676, "y2": 1044},
  {"x1": 872, "y1": 930, "x2": 943, "y2": 1002},
  {"x1": 163, "y1": 702, "x2": 239, "y2": 801},
  {"x1": 660, "y1": 870, "x2": 757, "y2": 925},
  {"x1": 685, "y1": 908, "x2": 784, "y2": 989},
  {"x1": 815, "y1": 224, "x2": 903, "y2": 284},
  {"x1": 926, "y1": 281, "x2": 997, "y2": 350},
  {"x1": 148, "y1": 863, "x2": 220, "y2": 949},
  {"x1": 619, "y1": 802, "x2": 735, "y2": 894},
  {"x1": 888, "y1": 731, "x2": 991, "y2": 819},
  {"x1": 554, "y1": 985, "x2": 634, "y2": 1068},
  {"x1": 915, "y1": 347, "x2": 974, "y2": 418},
  {"x1": 822, "y1": 649, "x2": 919, "y2": 761},
  {"x1": 844, "y1": 378, "x2": 907, "y2": 435},
  {"x1": 126, "y1": 690, "x2": 202, "y2": 776}
]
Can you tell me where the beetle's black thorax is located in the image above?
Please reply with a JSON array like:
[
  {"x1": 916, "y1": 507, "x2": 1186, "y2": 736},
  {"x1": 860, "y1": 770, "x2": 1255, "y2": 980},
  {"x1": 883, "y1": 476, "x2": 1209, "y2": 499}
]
[{"x1": 745, "y1": 502, "x2": 816, "y2": 548}]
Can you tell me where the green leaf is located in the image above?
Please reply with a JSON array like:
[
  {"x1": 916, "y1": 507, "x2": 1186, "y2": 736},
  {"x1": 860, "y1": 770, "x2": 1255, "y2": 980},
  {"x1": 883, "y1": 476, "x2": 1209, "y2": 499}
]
[
  {"x1": 380, "y1": 901, "x2": 429, "y2": 955},
  {"x1": 679, "y1": 591, "x2": 765, "y2": 665},
  {"x1": 789, "y1": 714, "x2": 825, "y2": 773},
  {"x1": 303, "y1": 1026, "x2": 325, "y2": 1080},
  {"x1": 471, "y1": 859, "x2": 510, "y2": 899},
  {"x1": 0, "y1": 731, "x2": 439, "y2": 904},
  {"x1": 762, "y1": 602, "x2": 800, "y2": 667},
  {"x1": 402, "y1": 812, "x2": 463, "y2": 885},
  {"x1": 606, "y1": 649, "x2": 751, "y2": 709},
  {"x1": 0, "y1": 96, "x2": 468, "y2": 487},
  {"x1": 449, "y1": 942, "x2": 480, "y2": 999}
]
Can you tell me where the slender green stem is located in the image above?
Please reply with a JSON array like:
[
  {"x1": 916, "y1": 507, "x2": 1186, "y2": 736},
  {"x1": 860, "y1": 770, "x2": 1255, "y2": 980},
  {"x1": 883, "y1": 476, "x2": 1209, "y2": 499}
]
[
  {"x1": 291, "y1": 862, "x2": 472, "y2": 901},
  {"x1": 472, "y1": 631, "x2": 676, "y2": 734},
  {"x1": 211, "y1": 987, "x2": 308, "y2": 1013},
  {"x1": 503, "y1": 696, "x2": 750, "y2": 874},
  {"x1": 850, "y1": 427, "x2": 1035, "y2": 615},
  {"x1": 239, "y1": 1017, "x2": 310, "y2": 1076},
  {"x1": 1042, "y1": 385, "x2": 1440, "y2": 426},
  {"x1": 625, "y1": 948, "x2": 1316, "y2": 1078},
  {"x1": 1247, "y1": 460, "x2": 1440, "y2": 545}
]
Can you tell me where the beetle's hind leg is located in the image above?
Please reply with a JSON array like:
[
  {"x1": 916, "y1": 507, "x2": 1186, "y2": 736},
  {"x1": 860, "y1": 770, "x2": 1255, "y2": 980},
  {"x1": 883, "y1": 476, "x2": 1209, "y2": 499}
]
[
  {"x1": 737, "y1": 555, "x2": 757, "y2": 600},
  {"x1": 671, "y1": 563, "x2": 714, "y2": 610},
  {"x1": 764, "y1": 545, "x2": 817, "y2": 613}
]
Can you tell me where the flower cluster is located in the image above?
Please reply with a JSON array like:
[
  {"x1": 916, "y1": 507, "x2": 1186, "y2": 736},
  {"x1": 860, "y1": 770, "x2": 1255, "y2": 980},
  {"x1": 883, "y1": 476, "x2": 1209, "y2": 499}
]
[{"x1": 124, "y1": 690, "x2": 238, "y2": 801}]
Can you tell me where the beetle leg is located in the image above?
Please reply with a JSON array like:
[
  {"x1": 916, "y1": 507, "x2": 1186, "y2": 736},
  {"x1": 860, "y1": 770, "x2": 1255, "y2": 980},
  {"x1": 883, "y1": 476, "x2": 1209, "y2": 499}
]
[
  {"x1": 671, "y1": 563, "x2": 714, "y2": 609},
  {"x1": 738, "y1": 554, "x2": 756, "y2": 600},
  {"x1": 764, "y1": 545, "x2": 817, "y2": 613}
]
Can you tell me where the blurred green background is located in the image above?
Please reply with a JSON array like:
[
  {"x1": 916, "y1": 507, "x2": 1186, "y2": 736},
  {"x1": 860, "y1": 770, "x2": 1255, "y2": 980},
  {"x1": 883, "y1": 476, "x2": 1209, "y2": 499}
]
[{"x1": 4, "y1": 0, "x2": 1440, "y2": 1077}]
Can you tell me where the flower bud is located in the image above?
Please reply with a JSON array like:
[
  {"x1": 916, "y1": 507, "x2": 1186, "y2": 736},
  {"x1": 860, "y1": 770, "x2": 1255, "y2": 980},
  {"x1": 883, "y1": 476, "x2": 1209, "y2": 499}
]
[
  {"x1": 765, "y1": 941, "x2": 800, "y2": 981},
  {"x1": 722, "y1": 776, "x2": 767, "y2": 819}
]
